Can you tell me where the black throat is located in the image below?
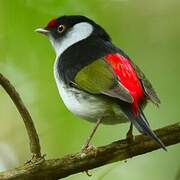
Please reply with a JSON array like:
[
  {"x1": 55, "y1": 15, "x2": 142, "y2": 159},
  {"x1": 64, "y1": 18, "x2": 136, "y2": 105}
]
[{"x1": 56, "y1": 36, "x2": 118, "y2": 85}]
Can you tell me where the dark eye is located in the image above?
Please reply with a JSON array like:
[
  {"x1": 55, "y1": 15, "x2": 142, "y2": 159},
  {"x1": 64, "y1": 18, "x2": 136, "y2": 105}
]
[{"x1": 57, "y1": 24, "x2": 65, "y2": 33}]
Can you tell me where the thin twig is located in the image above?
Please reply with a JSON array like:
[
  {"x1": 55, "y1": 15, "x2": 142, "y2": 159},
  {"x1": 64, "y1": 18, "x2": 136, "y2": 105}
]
[
  {"x1": 0, "y1": 73, "x2": 41, "y2": 159},
  {"x1": 0, "y1": 123, "x2": 179, "y2": 180}
]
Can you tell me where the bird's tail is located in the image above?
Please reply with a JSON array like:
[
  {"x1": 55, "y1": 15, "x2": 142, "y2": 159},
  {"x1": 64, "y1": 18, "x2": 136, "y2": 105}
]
[{"x1": 121, "y1": 105, "x2": 166, "y2": 151}]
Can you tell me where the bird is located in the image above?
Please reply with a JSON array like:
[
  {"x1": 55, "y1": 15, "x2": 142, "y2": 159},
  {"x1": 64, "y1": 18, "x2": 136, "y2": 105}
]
[{"x1": 36, "y1": 15, "x2": 166, "y2": 150}]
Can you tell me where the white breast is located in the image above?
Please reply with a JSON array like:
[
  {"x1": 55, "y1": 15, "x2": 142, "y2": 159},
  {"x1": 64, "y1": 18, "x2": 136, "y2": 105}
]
[{"x1": 54, "y1": 58, "x2": 108, "y2": 120}]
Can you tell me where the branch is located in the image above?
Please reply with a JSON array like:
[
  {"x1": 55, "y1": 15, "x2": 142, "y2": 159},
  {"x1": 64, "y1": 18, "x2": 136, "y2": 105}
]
[
  {"x1": 0, "y1": 123, "x2": 180, "y2": 180},
  {"x1": 0, "y1": 73, "x2": 41, "y2": 158},
  {"x1": 0, "y1": 73, "x2": 180, "y2": 180}
]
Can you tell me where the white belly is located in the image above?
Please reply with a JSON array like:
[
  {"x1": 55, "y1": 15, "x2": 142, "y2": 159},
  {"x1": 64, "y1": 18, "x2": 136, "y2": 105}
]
[{"x1": 55, "y1": 79, "x2": 108, "y2": 120}]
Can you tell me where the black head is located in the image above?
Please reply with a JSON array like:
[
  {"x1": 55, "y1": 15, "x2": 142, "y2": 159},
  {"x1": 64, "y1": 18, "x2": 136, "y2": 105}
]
[{"x1": 37, "y1": 15, "x2": 111, "y2": 41}]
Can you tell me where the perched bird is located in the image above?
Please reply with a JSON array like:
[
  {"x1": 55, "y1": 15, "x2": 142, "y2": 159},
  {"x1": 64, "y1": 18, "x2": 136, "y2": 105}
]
[{"x1": 36, "y1": 15, "x2": 166, "y2": 150}]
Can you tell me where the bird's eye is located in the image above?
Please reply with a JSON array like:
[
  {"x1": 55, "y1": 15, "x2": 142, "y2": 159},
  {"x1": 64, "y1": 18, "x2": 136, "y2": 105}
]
[{"x1": 57, "y1": 24, "x2": 65, "y2": 33}]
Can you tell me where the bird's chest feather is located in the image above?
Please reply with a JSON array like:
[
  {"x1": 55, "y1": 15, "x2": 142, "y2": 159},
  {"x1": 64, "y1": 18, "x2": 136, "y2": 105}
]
[
  {"x1": 54, "y1": 58, "x2": 127, "y2": 124},
  {"x1": 54, "y1": 60, "x2": 109, "y2": 121}
]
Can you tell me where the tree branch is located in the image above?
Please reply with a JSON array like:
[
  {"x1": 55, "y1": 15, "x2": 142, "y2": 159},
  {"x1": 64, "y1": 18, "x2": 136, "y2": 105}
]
[
  {"x1": 0, "y1": 73, "x2": 180, "y2": 180},
  {"x1": 0, "y1": 73, "x2": 41, "y2": 159},
  {"x1": 0, "y1": 123, "x2": 179, "y2": 180}
]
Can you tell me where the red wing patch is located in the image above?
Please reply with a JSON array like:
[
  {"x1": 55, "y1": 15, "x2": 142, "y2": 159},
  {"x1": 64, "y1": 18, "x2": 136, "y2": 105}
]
[{"x1": 105, "y1": 53, "x2": 144, "y2": 115}]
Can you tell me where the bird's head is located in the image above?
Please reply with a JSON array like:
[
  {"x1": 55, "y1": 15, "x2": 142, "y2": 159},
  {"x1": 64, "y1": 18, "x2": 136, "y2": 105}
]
[{"x1": 36, "y1": 15, "x2": 111, "y2": 56}]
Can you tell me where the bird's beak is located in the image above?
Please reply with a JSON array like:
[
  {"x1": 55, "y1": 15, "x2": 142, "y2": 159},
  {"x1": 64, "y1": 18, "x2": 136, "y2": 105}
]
[{"x1": 35, "y1": 28, "x2": 49, "y2": 35}]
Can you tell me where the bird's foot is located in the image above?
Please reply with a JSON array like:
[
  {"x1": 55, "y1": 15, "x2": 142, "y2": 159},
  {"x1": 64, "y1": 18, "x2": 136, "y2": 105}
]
[
  {"x1": 126, "y1": 131, "x2": 134, "y2": 143},
  {"x1": 81, "y1": 144, "x2": 97, "y2": 154},
  {"x1": 80, "y1": 144, "x2": 98, "y2": 159},
  {"x1": 81, "y1": 144, "x2": 97, "y2": 177},
  {"x1": 84, "y1": 170, "x2": 92, "y2": 177}
]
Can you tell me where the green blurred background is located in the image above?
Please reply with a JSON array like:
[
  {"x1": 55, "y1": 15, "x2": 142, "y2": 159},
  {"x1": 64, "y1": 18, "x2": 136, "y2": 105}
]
[{"x1": 0, "y1": 0, "x2": 180, "y2": 179}]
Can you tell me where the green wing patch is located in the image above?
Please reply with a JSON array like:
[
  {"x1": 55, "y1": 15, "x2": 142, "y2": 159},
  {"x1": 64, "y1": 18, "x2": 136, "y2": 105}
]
[
  {"x1": 74, "y1": 59, "x2": 133, "y2": 103},
  {"x1": 75, "y1": 60, "x2": 114, "y2": 93}
]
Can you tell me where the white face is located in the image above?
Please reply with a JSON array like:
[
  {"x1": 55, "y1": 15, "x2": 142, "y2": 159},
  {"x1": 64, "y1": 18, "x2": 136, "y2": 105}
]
[{"x1": 48, "y1": 22, "x2": 93, "y2": 57}]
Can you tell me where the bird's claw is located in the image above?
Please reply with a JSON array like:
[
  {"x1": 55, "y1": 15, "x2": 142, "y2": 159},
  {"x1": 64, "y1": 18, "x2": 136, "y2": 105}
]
[
  {"x1": 84, "y1": 170, "x2": 92, "y2": 177},
  {"x1": 126, "y1": 131, "x2": 134, "y2": 142},
  {"x1": 81, "y1": 144, "x2": 97, "y2": 153},
  {"x1": 81, "y1": 145, "x2": 96, "y2": 177}
]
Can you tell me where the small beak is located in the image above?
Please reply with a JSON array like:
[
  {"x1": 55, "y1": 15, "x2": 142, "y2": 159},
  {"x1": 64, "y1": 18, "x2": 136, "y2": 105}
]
[{"x1": 35, "y1": 28, "x2": 49, "y2": 35}]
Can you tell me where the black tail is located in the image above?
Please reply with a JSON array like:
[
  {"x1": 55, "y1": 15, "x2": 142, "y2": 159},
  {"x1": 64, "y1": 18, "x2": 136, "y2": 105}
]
[{"x1": 121, "y1": 105, "x2": 166, "y2": 151}]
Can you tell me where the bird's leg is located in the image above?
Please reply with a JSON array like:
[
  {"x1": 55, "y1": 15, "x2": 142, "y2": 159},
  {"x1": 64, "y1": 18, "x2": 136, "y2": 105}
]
[
  {"x1": 81, "y1": 118, "x2": 103, "y2": 177},
  {"x1": 126, "y1": 122, "x2": 134, "y2": 142},
  {"x1": 82, "y1": 117, "x2": 102, "y2": 151}
]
